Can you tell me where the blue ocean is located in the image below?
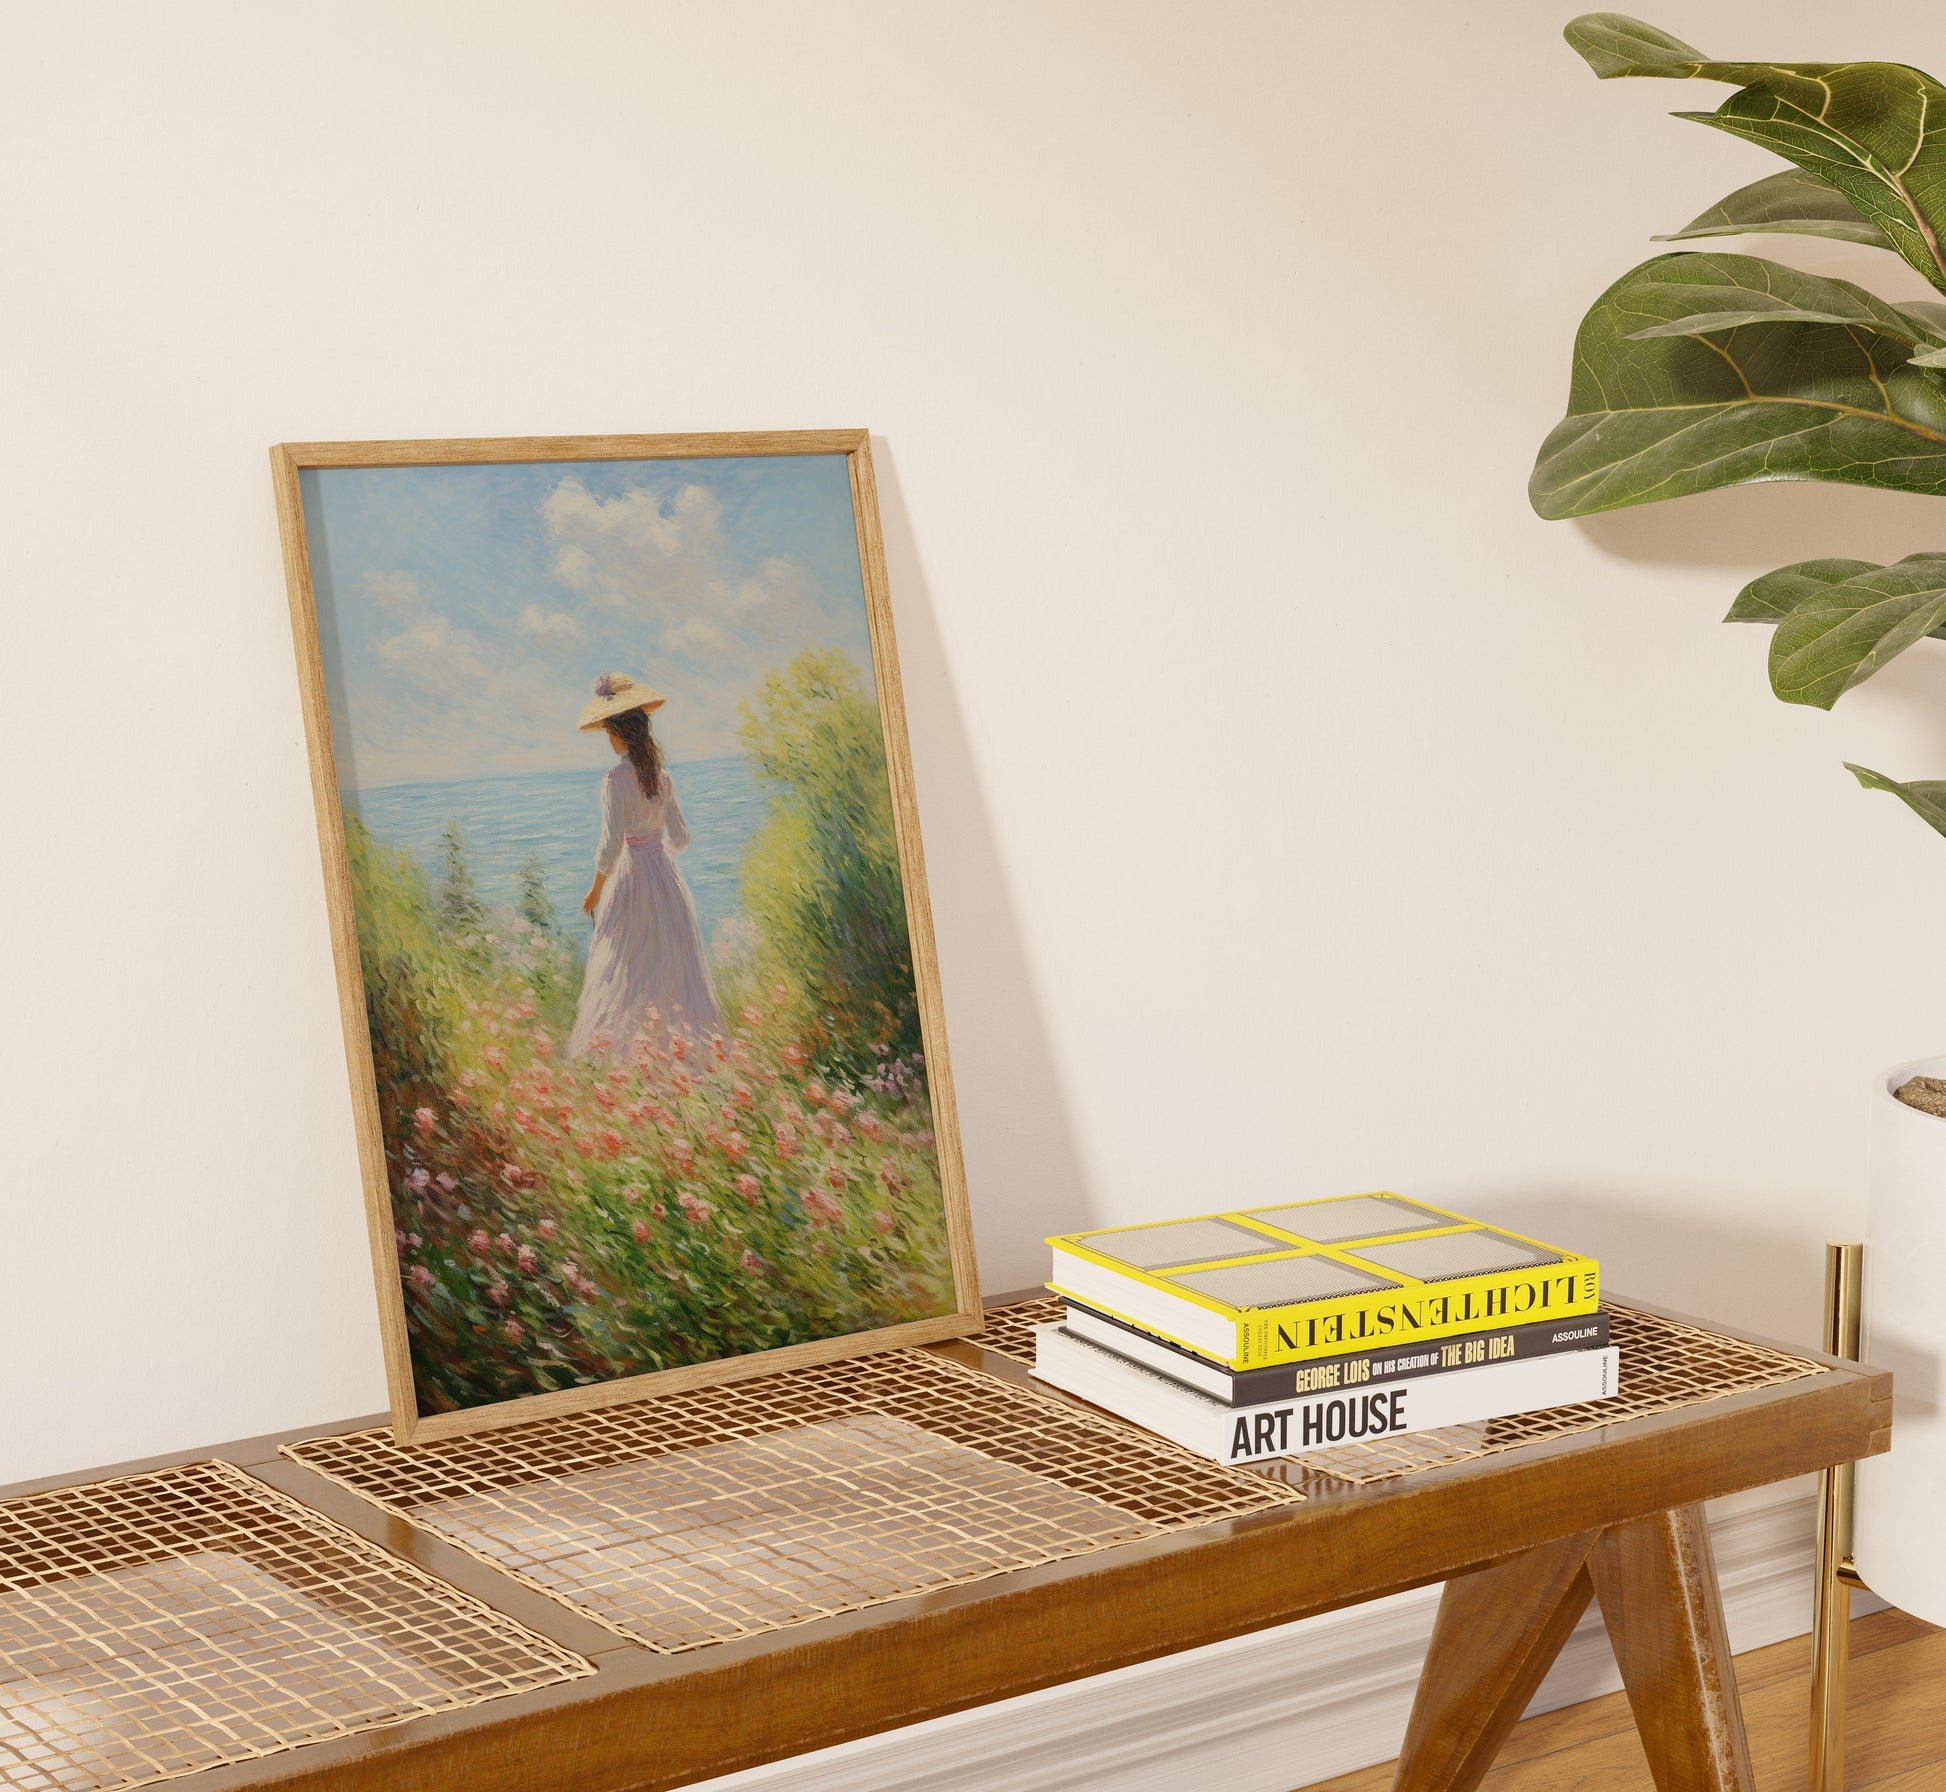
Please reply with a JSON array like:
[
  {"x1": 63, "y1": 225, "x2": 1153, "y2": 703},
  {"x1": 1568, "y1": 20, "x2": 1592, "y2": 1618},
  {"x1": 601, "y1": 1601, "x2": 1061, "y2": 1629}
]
[{"x1": 349, "y1": 756, "x2": 768, "y2": 950}]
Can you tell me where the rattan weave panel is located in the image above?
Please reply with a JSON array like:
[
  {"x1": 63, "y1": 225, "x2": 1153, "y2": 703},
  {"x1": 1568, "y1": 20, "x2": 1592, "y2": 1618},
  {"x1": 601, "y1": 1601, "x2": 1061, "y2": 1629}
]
[
  {"x1": 0, "y1": 1460, "x2": 590, "y2": 1792},
  {"x1": 286, "y1": 1347, "x2": 1301, "y2": 1654},
  {"x1": 980, "y1": 1297, "x2": 1825, "y2": 1486}
]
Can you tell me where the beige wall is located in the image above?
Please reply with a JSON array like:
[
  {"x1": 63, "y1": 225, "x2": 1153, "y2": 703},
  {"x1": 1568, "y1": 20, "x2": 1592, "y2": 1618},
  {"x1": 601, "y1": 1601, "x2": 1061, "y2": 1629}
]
[{"x1": 7, "y1": 0, "x2": 1946, "y2": 1483}]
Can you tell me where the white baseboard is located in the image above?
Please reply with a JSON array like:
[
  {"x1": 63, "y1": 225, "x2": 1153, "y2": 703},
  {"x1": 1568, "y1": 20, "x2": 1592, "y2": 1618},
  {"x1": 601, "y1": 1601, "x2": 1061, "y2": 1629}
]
[{"x1": 691, "y1": 1475, "x2": 1873, "y2": 1792}]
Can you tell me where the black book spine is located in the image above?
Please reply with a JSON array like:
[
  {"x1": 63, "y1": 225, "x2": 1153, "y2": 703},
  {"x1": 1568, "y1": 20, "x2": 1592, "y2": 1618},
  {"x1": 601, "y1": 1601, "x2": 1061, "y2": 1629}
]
[{"x1": 1065, "y1": 1302, "x2": 1611, "y2": 1406}]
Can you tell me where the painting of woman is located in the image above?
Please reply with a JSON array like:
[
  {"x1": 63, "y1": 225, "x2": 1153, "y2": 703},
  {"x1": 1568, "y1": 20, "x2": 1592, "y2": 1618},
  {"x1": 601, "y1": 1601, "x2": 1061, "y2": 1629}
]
[
  {"x1": 567, "y1": 673, "x2": 723, "y2": 1058},
  {"x1": 286, "y1": 439, "x2": 973, "y2": 1429}
]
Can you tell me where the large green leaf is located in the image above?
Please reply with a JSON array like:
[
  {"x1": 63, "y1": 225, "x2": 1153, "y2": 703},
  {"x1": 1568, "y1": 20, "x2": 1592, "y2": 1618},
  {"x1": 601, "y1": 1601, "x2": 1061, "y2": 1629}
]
[
  {"x1": 1621, "y1": 259, "x2": 1943, "y2": 345},
  {"x1": 1724, "y1": 558, "x2": 1880, "y2": 623},
  {"x1": 1656, "y1": 169, "x2": 1897, "y2": 250},
  {"x1": 1766, "y1": 557, "x2": 1946, "y2": 706},
  {"x1": 1846, "y1": 763, "x2": 1946, "y2": 837},
  {"x1": 1565, "y1": 15, "x2": 1946, "y2": 292},
  {"x1": 1530, "y1": 253, "x2": 1946, "y2": 517}
]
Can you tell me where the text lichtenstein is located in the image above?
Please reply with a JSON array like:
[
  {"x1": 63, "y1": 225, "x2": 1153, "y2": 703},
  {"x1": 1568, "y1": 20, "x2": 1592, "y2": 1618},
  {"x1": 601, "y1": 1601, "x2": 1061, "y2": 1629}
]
[{"x1": 1275, "y1": 1272, "x2": 1588, "y2": 1354}]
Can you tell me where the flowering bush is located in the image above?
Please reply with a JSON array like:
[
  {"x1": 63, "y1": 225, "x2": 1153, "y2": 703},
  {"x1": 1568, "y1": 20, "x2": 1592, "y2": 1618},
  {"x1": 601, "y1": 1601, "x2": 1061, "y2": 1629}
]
[{"x1": 346, "y1": 812, "x2": 954, "y2": 1416}]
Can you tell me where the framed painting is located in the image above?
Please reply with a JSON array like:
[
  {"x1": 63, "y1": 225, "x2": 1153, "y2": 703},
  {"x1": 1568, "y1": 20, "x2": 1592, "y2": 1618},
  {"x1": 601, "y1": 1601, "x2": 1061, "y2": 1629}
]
[{"x1": 271, "y1": 431, "x2": 980, "y2": 1443}]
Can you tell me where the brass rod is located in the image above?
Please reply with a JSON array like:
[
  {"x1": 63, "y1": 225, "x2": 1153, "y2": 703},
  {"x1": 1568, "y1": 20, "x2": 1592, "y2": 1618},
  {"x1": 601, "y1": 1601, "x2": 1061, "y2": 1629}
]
[{"x1": 1809, "y1": 1239, "x2": 1864, "y2": 1792}]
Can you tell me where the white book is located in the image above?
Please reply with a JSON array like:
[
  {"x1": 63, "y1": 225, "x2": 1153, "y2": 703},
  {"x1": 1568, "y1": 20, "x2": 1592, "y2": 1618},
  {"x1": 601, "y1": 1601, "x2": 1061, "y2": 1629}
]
[{"x1": 1031, "y1": 1322, "x2": 1619, "y2": 1465}]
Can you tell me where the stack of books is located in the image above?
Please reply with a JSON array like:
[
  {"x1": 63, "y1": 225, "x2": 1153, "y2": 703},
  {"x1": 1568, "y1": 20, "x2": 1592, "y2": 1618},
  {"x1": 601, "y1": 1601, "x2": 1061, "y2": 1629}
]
[{"x1": 1033, "y1": 1193, "x2": 1617, "y2": 1465}]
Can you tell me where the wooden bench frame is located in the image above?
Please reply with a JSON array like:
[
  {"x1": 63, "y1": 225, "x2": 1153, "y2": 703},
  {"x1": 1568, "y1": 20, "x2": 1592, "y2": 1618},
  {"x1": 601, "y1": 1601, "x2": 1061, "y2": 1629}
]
[{"x1": 0, "y1": 1293, "x2": 1888, "y2": 1792}]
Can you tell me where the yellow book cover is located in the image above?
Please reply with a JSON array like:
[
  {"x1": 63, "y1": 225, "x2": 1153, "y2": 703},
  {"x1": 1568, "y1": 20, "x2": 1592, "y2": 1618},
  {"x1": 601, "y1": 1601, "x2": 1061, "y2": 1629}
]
[{"x1": 1046, "y1": 1193, "x2": 1600, "y2": 1370}]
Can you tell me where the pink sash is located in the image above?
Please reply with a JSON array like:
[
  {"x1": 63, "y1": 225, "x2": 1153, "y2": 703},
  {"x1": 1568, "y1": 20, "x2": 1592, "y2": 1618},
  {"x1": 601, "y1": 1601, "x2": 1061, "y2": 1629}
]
[{"x1": 623, "y1": 828, "x2": 664, "y2": 851}]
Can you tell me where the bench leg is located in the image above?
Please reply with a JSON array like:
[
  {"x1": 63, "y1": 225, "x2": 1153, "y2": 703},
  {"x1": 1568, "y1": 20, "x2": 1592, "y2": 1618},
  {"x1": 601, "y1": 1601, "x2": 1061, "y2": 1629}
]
[
  {"x1": 1588, "y1": 1505, "x2": 1756, "y2": 1792},
  {"x1": 1392, "y1": 1532, "x2": 1599, "y2": 1791}
]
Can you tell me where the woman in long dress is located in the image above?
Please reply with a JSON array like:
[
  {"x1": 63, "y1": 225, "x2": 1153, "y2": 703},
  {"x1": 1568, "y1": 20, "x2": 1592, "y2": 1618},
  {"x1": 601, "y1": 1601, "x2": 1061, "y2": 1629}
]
[{"x1": 566, "y1": 673, "x2": 723, "y2": 1059}]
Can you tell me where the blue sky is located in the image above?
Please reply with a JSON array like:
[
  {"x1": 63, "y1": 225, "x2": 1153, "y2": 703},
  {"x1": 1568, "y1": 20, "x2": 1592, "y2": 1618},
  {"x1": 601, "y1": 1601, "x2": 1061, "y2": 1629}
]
[{"x1": 301, "y1": 453, "x2": 874, "y2": 789}]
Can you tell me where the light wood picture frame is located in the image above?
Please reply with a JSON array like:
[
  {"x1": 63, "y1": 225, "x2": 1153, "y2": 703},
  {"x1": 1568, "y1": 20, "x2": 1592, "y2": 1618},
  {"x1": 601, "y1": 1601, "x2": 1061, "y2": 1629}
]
[{"x1": 272, "y1": 431, "x2": 980, "y2": 1443}]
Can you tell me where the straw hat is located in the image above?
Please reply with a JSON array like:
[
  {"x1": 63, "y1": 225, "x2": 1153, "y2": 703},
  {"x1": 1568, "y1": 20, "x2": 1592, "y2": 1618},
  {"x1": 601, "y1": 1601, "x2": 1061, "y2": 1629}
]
[{"x1": 578, "y1": 672, "x2": 666, "y2": 732}]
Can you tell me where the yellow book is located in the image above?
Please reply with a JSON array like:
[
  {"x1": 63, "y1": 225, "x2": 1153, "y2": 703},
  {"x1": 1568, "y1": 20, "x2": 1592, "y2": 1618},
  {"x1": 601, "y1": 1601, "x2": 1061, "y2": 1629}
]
[{"x1": 1046, "y1": 1193, "x2": 1599, "y2": 1371}]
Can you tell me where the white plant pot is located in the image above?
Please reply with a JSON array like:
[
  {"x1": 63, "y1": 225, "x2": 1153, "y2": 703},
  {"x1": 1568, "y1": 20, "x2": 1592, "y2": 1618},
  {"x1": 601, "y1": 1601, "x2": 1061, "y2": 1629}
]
[{"x1": 1853, "y1": 1052, "x2": 1946, "y2": 1626}]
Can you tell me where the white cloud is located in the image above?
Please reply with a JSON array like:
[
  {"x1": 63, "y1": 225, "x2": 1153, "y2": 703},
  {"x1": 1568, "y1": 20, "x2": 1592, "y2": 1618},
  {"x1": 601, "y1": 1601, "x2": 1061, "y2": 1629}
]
[
  {"x1": 539, "y1": 478, "x2": 837, "y2": 664},
  {"x1": 516, "y1": 606, "x2": 582, "y2": 650},
  {"x1": 360, "y1": 569, "x2": 427, "y2": 614},
  {"x1": 375, "y1": 612, "x2": 487, "y2": 698}
]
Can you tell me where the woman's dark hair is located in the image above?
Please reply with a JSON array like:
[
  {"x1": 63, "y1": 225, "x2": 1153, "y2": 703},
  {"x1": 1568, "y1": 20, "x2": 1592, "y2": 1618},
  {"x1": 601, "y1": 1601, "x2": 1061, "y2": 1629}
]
[{"x1": 604, "y1": 706, "x2": 663, "y2": 803}]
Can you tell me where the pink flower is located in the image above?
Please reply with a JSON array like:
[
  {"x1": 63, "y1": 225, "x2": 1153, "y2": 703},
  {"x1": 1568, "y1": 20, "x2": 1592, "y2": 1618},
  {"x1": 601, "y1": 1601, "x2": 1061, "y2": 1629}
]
[
  {"x1": 722, "y1": 1130, "x2": 748, "y2": 1162},
  {"x1": 496, "y1": 1232, "x2": 516, "y2": 1255},
  {"x1": 413, "y1": 1107, "x2": 436, "y2": 1135},
  {"x1": 732, "y1": 1082, "x2": 754, "y2": 1109},
  {"x1": 774, "y1": 1123, "x2": 799, "y2": 1160},
  {"x1": 435, "y1": 1172, "x2": 458, "y2": 1195},
  {"x1": 620, "y1": 1184, "x2": 642, "y2": 1204},
  {"x1": 409, "y1": 1265, "x2": 433, "y2": 1288},
  {"x1": 734, "y1": 1174, "x2": 760, "y2": 1205},
  {"x1": 587, "y1": 1032, "x2": 611, "y2": 1054},
  {"x1": 537, "y1": 1220, "x2": 557, "y2": 1240},
  {"x1": 741, "y1": 1006, "x2": 764, "y2": 1026},
  {"x1": 829, "y1": 1090, "x2": 853, "y2": 1115},
  {"x1": 514, "y1": 1002, "x2": 535, "y2": 1020},
  {"x1": 826, "y1": 1165, "x2": 846, "y2": 1190},
  {"x1": 669, "y1": 1035, "x2": 689, "y2": 1061},
  {"x1": 805, "y1": 1080, "x2": 826, "y2": 1106},
  {"x1": 856, "y1": 1115, "x2": 883, "y2": 1141},
  {"x1": 678, "y1": 1192, "x2": 714, "y2": 1224},
  {"x1": 783, "y1": 1043, "x2": 807, "y2": 1069},
  {"x1": 487, "y1": 1281, "x2": 509, "y2": 1307},
  {"x1": 467, "y1": 1230, "x2": 491, "y2": 1256},
  {"x1": 394, "y1": 1228, "x2": 410, "y2": 1256},
  {"x1": 650, "y1": 1200, "x2": 668, "y2": 1220},
  {"x1": 532, "y1": 1030, "x2": 556, "y2": 1058},
  {"x1": 406, "y1": 1167, "x2": 431, "y2": 1191},
  {"x1": 872, "y1": 1210, "x2": 896, "y2": 1234},
  {"x1": 741, "y1": 1248, "x2": 763, "y2": 1272},
  {"x1": 483, "y1": 1046, "x2": 505, "y2": 1070},
  {"x1": 516, "y1": 1245, "x2": 538, "y2": 1274},
  {"x1": 800, "y1": 1189, "x2": 843, "y2": 1226},
  {"x1": 598, "y1": 1128, "x2": 625, "y2": 1158},
  {"x1": 503, "y1": 1318, "x2": 524, "y2": 1343},
  {"x1": 631, "y1": 1219, "x2": 651, "y2": 1243}
]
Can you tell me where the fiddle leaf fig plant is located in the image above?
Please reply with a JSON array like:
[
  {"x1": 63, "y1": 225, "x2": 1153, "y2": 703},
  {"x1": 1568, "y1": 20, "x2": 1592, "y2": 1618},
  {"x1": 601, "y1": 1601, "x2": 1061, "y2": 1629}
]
[{"x1": 1532, "y1": 14, "x2": 1946, "y2": 834}]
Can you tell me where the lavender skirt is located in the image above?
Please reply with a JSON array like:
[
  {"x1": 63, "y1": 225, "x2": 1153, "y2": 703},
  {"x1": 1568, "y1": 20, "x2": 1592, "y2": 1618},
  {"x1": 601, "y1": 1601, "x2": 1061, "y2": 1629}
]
[{"x1": 567, "y1": 829, "x2": 723, "y2": 1058}]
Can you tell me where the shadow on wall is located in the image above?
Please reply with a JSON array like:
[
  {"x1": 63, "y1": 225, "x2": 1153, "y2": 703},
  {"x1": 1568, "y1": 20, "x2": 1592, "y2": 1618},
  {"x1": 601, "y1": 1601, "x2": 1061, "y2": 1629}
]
[
  {"x1": 1576, "y1": 480, "x2": 1946, "y2": 767},
  {"x1": 1454, "y1": 1183, "x2": 1821, "y2": 1351},
  {"x1": 870, "y1": 440, "x2": 1098, "y2": 1289},
  {"x1": 1573, "y1": 478, "x2": 1946, "y2": 572}
]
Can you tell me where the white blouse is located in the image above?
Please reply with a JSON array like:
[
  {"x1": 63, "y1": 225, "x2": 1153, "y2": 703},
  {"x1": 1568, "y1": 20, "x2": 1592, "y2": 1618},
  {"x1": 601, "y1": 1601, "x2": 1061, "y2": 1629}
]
[{"x1": 593, "y1": 760, "x2": 691, "y2": 876}]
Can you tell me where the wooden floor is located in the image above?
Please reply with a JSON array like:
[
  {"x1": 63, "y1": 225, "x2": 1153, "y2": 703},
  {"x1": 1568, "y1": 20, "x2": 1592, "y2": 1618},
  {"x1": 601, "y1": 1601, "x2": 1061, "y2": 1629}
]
[{"x1": 1304, "y1": 1606, "x2": 1946, "y2": 1792}]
